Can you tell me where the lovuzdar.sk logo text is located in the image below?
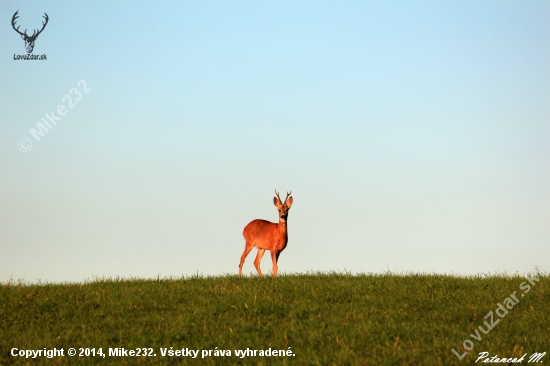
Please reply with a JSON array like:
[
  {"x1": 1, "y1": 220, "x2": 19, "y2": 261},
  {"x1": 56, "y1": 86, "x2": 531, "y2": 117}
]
[{"x1": 12, "y1": 10, "x2": 48, "y2": 60}]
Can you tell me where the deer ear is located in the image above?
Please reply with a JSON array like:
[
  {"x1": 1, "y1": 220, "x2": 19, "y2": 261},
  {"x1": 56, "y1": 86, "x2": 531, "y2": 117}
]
[
  {"x1": 273, "y1": 197, "x2": 282, "y2": 208},
  {"x1": 285, "y1": 196, "x2": 293, "y2": 208}
]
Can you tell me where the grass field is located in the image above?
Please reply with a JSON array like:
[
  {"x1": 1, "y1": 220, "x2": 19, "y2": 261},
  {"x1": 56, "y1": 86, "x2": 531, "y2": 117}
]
[{"x1": 1, "y1": 272, "x2": 548, "y2": 365}]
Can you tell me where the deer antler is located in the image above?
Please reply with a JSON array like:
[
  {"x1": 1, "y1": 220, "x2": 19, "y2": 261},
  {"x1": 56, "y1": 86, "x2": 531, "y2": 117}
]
[
  {"x1": 11, "y1": 11, "x2": 26, "y2": 37},
  {"x1": 30, "y1": 13, "x2": 49, "y2": 39},
  {"x1": 11, "y1": 11, "x2": 48, "y2": 40},
  {"x1": 275, "y1": 190, "x2": 282, "y2": 203},
  {"x1": 284, "y1": 191, "x2": 291, "y2": 204}
]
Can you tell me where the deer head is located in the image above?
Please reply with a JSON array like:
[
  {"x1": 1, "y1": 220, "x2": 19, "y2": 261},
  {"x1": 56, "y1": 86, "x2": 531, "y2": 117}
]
[
  {"x1": 12, "y1": 11, "x2": 49, "y2": 54},
  {"x1": 274, "y1": 190, "x2": 293, "y2": 221}
]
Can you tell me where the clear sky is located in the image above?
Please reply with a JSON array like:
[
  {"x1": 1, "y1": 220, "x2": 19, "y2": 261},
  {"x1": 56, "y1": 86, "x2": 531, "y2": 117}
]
[{"x1": 1, "y1": 1, "x2": 549, "y2": 283}]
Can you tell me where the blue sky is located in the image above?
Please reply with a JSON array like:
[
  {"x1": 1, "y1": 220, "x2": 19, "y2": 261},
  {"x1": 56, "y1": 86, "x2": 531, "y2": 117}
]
[{"x1": 1, "y1": 1, "x2": 549, "y2": 283}]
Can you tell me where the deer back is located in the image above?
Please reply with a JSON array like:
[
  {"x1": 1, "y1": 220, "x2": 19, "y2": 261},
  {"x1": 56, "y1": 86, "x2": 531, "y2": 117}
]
[{"x1": 243, "y1": 219, "x2": 286, "y2": 251}]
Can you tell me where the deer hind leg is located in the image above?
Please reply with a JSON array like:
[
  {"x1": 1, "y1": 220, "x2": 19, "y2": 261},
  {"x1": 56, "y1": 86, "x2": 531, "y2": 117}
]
[
  {"x1": 271, "y1": 250, "x2": 279, "y2": 277},
  {"x1": 253, "y1": 248, "x2": 266, "y2": 277},
  {"x1": 239, "y1": 242, "x2": 254, "y2": 277}
]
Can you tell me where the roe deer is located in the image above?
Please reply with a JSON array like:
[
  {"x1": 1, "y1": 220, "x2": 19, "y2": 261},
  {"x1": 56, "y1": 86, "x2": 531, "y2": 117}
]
[{"x1": 239, "y1": 190, "x2": 293, "y2": 277}]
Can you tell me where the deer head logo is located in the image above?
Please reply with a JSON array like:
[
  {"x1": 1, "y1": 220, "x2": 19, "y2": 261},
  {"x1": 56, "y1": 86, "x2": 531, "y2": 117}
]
[{"x1": 12, "y1": 11, "x2": 49, "y2": 54}]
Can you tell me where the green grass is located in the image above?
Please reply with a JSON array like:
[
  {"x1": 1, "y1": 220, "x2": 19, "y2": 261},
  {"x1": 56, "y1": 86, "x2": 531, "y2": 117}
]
[{"x1": 1, "y1": 272, "x2": 548, "y2": 365}]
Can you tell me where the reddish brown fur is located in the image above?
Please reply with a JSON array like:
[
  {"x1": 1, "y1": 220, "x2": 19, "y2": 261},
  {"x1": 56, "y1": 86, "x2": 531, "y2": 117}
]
[{"x1": 239, "y1": 191, "x2": 293, "y2": 277}]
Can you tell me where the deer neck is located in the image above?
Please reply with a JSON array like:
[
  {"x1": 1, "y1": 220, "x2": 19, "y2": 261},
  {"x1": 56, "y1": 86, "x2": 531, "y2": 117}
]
[{"x1": 278, "y1": 219, "x2": 288, "y2": 236}]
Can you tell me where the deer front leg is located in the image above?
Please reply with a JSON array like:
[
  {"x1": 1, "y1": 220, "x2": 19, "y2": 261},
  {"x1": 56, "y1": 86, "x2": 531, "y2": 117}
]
[
  {"x1": 253, "y1": 248, "x2": 266, "y2": 277},
  {"x1": 270, "y1": 250, "x2": 279, "y2": 277}
]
